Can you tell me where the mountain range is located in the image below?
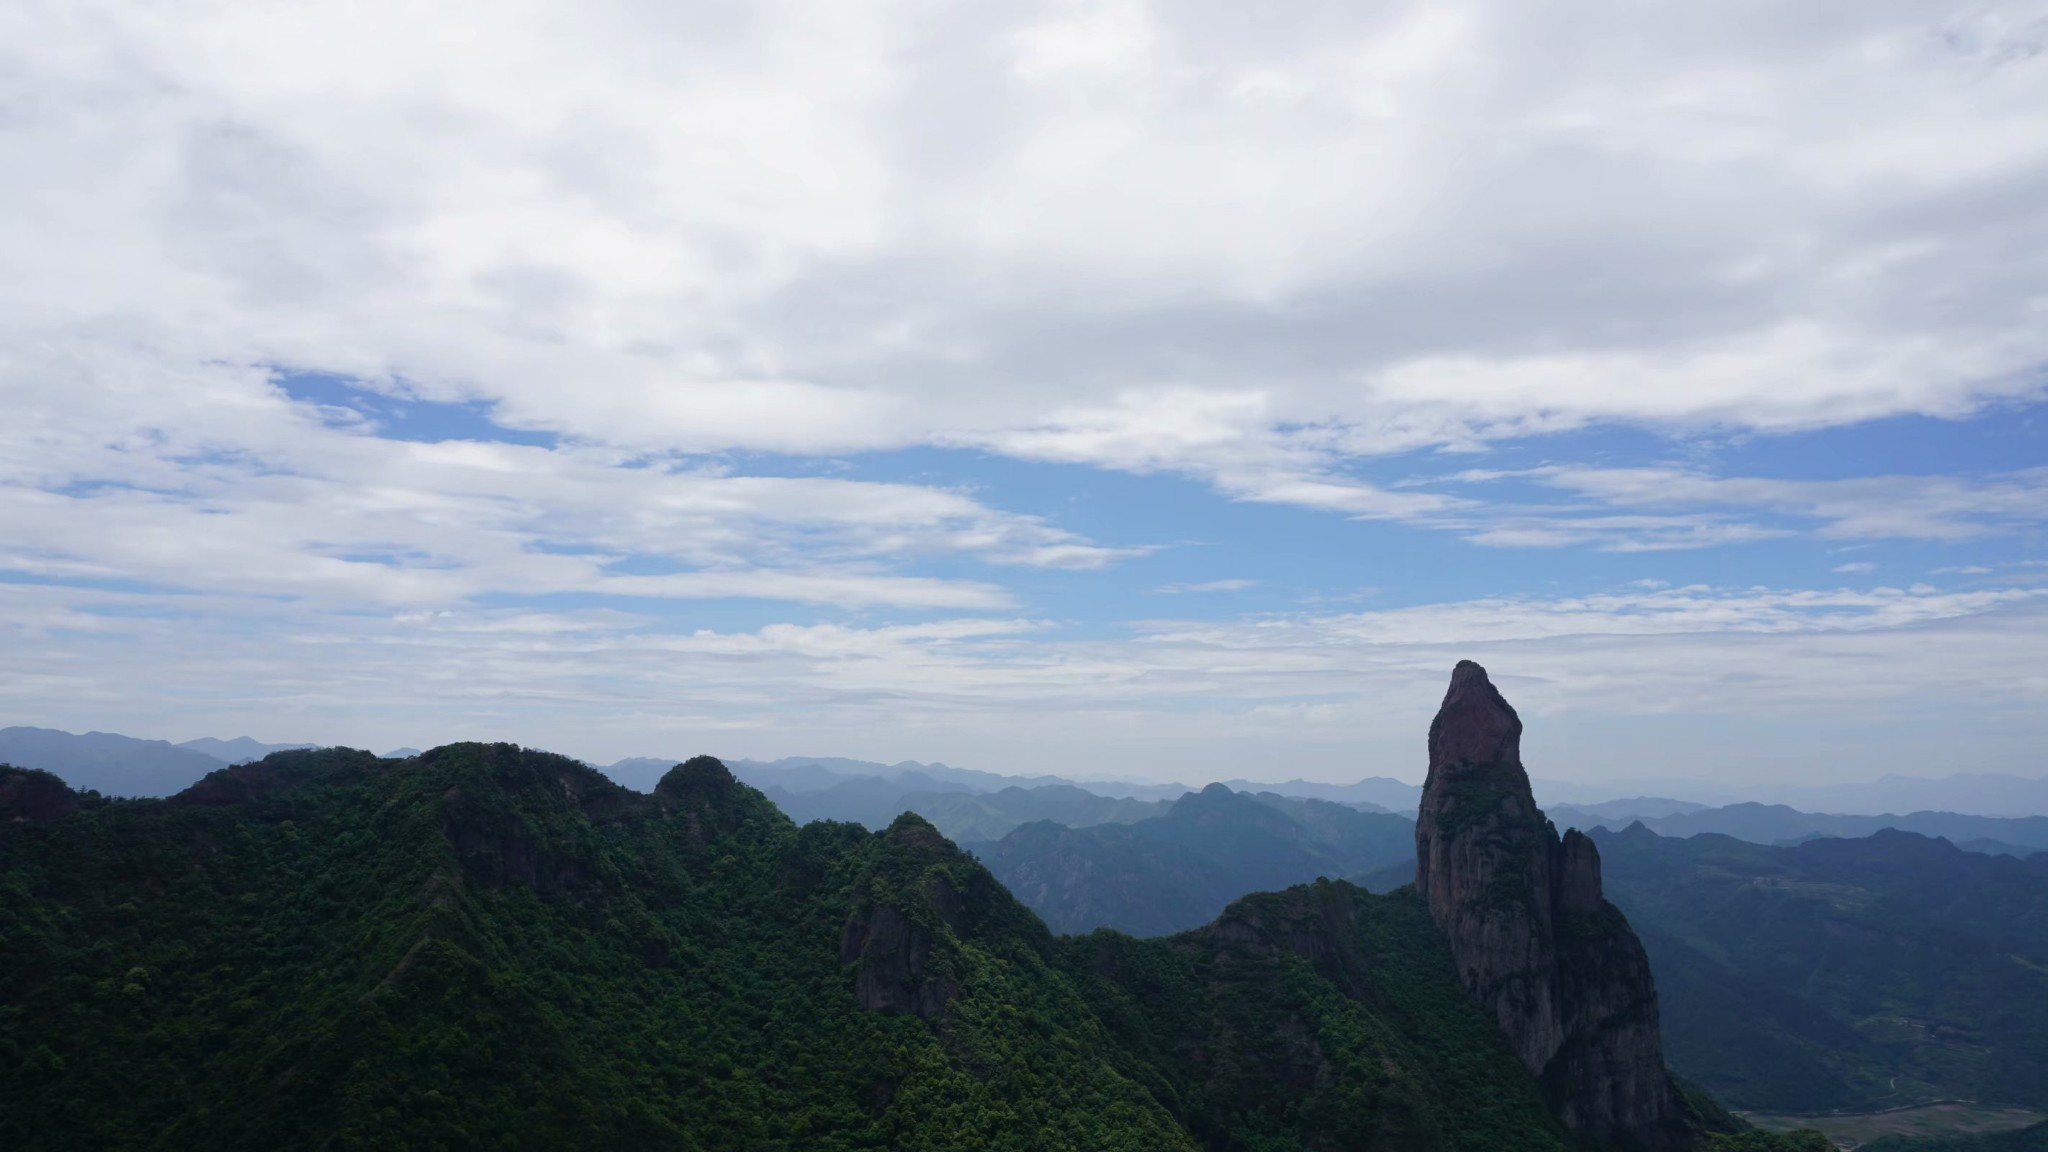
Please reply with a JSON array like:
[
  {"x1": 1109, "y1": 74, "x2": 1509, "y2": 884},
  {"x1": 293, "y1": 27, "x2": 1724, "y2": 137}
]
[
  {"x1": 1, "y1": 743, "x2": 1694, "y2": 1151},
  {"x1": 1592, "y1": 824, "x2": 2048, "y2": 1114},
  {"x1": 1553, "y1": 802, "x2": 2048, "y2": 857},
  {"x1": 1531, "y1": 775, "x2": 2048, "y2": 819},
  {"x1": 36, "y1": 659, "x2": 2029, "y2": 1145},
  {"x1": 967, "y1": 800, "x2": 2048, "y2": 1116},
  {"x1": 967, "y1": 785, "x2": 1415, "y2": 935},
  {"x1": 0, "y1": 727, "x2": 235, "y2": 797},
  {"x1": 11, "y1": 725, "x2": 2048, "y2": 830}
]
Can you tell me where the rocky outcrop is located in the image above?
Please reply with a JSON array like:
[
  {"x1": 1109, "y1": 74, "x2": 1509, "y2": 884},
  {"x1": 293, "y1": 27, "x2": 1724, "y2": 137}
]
[
  {"x1": 1414, "y1": 661, "x2": 1696, "y2": 1149},
  {"x1": 839, "y1": 816, "x2": 976, "y2": 1021},
  {"x1": 839, "y1": 902, "x2": 958, "y2": 1020}
]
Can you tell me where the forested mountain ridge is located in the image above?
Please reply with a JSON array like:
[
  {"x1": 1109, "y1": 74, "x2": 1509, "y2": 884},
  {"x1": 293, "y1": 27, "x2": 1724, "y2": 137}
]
[
  {"x1": 0, "y1": 745, "x2": 1696, "y2": 1150},
  {"x1": 1591, "y1": 823, "x2": 2048, "y2": 1114}
]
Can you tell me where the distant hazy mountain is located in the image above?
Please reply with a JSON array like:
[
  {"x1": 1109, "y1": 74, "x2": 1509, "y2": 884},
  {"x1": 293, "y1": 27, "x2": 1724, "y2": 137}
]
[
  {"x1": 178, "y1": 737, "x2": 322, "y2": 764},
  {"x1": 1546, "y1": 796, "x2": 1711, "y2": 821},
  {"x1": 606, "y1": 753, "x2": 1422, "y2": 810},
  {"x1": 1216, "y1": 775, "x2": 1421, "y2": 810},
  {"x1": 1769, "y1": 773, "x2": 2048, "y2": 818},
  {"x1": 712, "y1": 771, "x2": 1164, "y2": 842},
  {"x1": 1529, "y1": 772, "x2": 2048, "y2": 818},
  {"x1": 1592, "y1": 824, "x2": 2048, "y2": 1113},
  {"x1": 756, "y1": 771, "x2": 981, "y2": 826},
  {"x1": 728, "y1": 755, "x2": 1085, "y2": 794},
  {"x1": 0, "y1": 726, "x2": 226, "y2": 797},
  {"x1": 602, "y1": 755, "x2": 1072, "y2": 796},
  {"x1": 968, "y1": 785, "x2": 1416, "y2": 936},
  {"x1": 379, "y1": 747, "x2": 423, "y2": 759},
  {"x1": 1552, "y1": 801, "x2": 2048, "y2": 855},
  {"x1": 865, "y1": 784, "x2": 1166, "y2": 842}
]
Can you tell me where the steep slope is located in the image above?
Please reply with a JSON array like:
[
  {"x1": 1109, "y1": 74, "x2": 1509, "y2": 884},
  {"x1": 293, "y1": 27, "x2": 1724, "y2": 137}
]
[
  {"x1": 1414, "y1": 661, "x2": 1693, "y2": 1150},
  {"x1": 970, "y1": 784, "x2": 1416, "y2": 935},
  {"x1": 1064, "y1": 881, "x2": 1580, "y2": 1152},
  {"x1": 2, "y1": 747, "x2": 1589, "y2": 1150},
  {"x1": 1591, "y1": 823, "x2": 2048, "y2": 1112}
]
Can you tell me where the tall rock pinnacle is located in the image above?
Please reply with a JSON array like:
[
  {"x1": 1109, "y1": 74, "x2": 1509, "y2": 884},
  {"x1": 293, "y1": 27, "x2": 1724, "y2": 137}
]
[{"x1": 1414, "y1": 661, "x2": 1696, "y2": 1149}]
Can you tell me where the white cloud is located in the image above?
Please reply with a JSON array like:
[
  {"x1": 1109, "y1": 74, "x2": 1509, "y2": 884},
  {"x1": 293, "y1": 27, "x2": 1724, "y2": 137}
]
[
  {"x1": 0, "y1": 342, "x2": 1137, "y2": 609},
  {"x1": 1441, "y1": 465, "x2": 2048, "y2": 550},
  {"x1": 1833, "y1": 561, "x2": 1878, "y2": 573},
  {"x1": 1154, "y1": 579, "x2": 1257, "y2": 594},
  {"x1": 5, "y1": 0, "x2": 2048, "y2": 780},
  {"x1": 2, "y1": 0, "x2": 2045, "y2": 495},
  {"x1": 4, "y1": 579, "x2": 2045, "y2": 782}
]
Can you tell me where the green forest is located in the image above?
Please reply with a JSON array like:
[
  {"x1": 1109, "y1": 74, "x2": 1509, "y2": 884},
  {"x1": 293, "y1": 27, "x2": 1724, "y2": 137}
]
[{"x1": 0, "y1": 745, "x2": 1688, "y2": 1151}]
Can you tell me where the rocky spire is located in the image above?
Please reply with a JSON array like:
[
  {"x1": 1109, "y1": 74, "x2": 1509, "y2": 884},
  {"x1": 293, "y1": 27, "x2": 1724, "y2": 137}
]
[{"x1": 1414, "y1": 661, "x2": 1696, "y2": 1149}]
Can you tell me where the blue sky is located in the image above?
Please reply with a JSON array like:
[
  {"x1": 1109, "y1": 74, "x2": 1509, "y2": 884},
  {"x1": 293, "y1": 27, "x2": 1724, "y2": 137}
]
[{"x1": 2, "y1": 1, "x2": 2046, "y2": 785}]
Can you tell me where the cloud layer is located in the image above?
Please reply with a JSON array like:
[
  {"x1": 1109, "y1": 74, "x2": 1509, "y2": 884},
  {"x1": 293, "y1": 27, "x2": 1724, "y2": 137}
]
[
  {"x1": 4, "y1": 1, "x2": 2047, "y2": 780},
  {"x1": 8, "y1": 2, "x2": 2047, "y2": 467},
  {"x1": 6, "y1": 577, "x2": 2044, "y2": 781}
]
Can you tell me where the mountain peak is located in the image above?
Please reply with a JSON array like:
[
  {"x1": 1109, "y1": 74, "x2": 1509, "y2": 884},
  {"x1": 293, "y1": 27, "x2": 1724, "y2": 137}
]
[
  {"x1": 1428, "y1": 659, "x2": 1523, "y2": 773},
  {"x1": 655, "y1": 754, "x2": 737, "y2": 797},
  {"x1": 1413, "y1": 663, "x2": 1695, "y2": 1149}
]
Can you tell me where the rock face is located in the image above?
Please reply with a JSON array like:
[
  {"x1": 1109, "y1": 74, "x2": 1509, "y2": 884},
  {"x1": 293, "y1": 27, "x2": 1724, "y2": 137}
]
[
  {"x1": 840, "y1": 815, "x2": 974, "y2": 1022},
  {"x1": 1414, "y1": 661, "x2": 1695, "y2": 1149}
]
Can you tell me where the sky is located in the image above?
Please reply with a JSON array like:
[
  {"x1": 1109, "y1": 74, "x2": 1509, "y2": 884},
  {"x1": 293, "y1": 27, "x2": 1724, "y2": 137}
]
[{"x1": 3, "y1": 0, "x2": 2046, "y2": 786}]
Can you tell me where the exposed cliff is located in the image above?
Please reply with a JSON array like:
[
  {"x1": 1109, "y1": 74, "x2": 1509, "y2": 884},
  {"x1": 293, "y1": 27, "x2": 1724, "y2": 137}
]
[{"x1": 1414, "y1": 660, "x2": 1696, "y2": 1149}]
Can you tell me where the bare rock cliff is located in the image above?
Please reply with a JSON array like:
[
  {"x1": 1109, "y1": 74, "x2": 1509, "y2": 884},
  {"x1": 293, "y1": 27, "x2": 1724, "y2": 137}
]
[{"x1": 1414, "y1": 660, "x2": 1696, "y2": 1149}]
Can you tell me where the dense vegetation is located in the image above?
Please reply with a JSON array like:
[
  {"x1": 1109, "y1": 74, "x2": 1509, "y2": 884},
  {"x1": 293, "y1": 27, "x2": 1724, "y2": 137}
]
[
  {"x1": 2, "y1": 748, "x2": 1609, "y2": 1150},
  {"x1": 1591, "y1": 824, "x2": 2048, "y2": 1113},
  {"x1": 968, "y1": 783, "x2": 1416, "y2": 935}
]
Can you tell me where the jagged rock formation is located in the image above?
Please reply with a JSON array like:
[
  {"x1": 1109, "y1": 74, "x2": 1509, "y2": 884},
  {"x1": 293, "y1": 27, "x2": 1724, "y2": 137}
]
[{"x1": 1415, "y1": 660, "x2": 1696, "y2": 1149}]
